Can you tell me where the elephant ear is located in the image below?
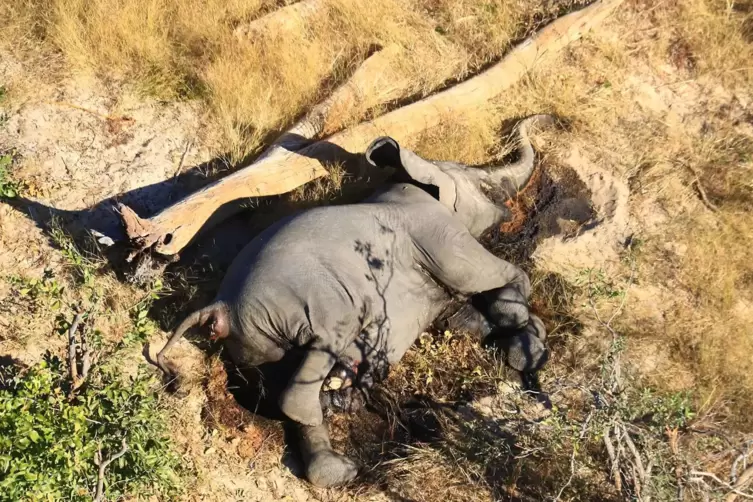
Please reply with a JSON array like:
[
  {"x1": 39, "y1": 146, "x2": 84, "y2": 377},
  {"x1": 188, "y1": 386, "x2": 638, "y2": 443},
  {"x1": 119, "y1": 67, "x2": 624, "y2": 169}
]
[{"x1": 365, "y1": 136, "x2": 457, "y2": 210}]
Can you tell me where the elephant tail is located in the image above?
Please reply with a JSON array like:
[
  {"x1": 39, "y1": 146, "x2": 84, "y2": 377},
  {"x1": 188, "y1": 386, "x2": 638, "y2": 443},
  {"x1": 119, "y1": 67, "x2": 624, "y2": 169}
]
[
  {"x1": 488, "y1": 114, "x2": 557, "y2": 195},
  {"x1": 156, "y1": 302, "x2": 229, "y2": 377}
]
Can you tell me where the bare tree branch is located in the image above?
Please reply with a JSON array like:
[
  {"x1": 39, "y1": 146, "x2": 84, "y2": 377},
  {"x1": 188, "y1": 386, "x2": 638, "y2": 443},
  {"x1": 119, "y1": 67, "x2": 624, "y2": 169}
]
[
  {"x1": 67, "y1": 312, "x2": 94, "y2": 393},
  {"x1": 80, "y1": 326, "x2": 91, "y2": 383},
  {"x1": 690, "y1": 471, "x2": 753, "y2": 501},
  {"x1": 67, "y1": 313, "x2": 82, "y2": 386},
  {"x1": 93, "y1": 438, "x2": 129, "y2": 502},
  {"x1": 727, "y1": 466, "x2": 753, "y2": 502}
]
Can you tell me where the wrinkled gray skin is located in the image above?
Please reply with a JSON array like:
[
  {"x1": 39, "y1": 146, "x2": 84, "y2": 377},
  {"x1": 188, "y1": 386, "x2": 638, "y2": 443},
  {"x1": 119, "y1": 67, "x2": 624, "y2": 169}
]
[{"x1": 157, "y1": 114, "x2": 553, "y2": 487}]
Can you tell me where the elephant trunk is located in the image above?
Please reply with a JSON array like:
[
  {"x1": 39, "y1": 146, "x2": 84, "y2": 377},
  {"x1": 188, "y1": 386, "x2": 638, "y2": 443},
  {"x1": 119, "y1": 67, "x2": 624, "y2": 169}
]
[{"x1": 486, "y1": 114, "x2": 555, "y2": 196}]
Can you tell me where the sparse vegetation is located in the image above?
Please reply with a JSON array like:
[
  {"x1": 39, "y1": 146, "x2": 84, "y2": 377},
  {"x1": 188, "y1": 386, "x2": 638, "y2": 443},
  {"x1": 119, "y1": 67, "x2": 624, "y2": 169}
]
[
  {"x1": 121, "y1": 280, "x2": 164, "y2": 347},
  {"x1": 49, "y1": 223, "x2": 103, "y2": 288},
  {"x1": 9, "y1": 270, "x2": 65, "y2": 312},
  {"x1": 0, "y1": 0, "x2": 752, "y2": 500},
  {"x1": 0, "y1": 153, "x2": 23, "y2": 198}
]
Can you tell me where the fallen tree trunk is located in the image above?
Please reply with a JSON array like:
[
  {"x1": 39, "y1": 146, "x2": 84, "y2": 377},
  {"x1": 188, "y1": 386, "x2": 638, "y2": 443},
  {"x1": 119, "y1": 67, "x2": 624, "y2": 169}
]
[
  {"x1": 233, "y1": 0, "x2": 325, "y2": 41},
  {"x1": 257, "y1": 43, "x2": 414, "y2": 160},
  {"x1": 116, "y1": 0, "x2": 622, "y2": 259}
]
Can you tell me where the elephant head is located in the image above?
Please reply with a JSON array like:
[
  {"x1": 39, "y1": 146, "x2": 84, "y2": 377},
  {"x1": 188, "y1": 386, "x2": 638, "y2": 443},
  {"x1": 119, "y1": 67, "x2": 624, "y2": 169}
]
[{"x1": 365, "y1": 114, "x2": 554, "y2": 238}]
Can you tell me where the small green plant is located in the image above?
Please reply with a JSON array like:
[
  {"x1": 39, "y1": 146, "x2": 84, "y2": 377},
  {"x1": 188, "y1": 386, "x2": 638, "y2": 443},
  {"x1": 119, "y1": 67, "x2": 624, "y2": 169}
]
[
  {"x1": 121, "y1": 279, "x2": 164, "y2": 347},
  {"x1": 50, "y1": 224, "x2": 100, "y2": 287},
  {"x1": 630, "y1": 389, "x2": 696, "y2": 430},
  {"x1": 0, "y1": 357, "x2": 182, "y2": 501},
  {"x1": 9, "y1": 269, "x2": 65, "y2": 311},
  {"x1": 576, "y1": 268, "x2": 624, "y2": 301},
  {"x1": 0, "y1": 153, "x2": 23, "y2": 198}
]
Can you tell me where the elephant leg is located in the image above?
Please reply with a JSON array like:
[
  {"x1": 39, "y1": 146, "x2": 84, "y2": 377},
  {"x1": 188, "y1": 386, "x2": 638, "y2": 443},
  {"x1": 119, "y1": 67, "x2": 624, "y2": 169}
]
[
  {"x1": 418, "y1": 224, "x2": 532, "y2": 329},
  {"x1": 485, "y1": 313, "x2": 549, "y2": 372},
  {"x1": 279, "y1": 345, "x2": 337, "y2": 426},
  {"x1": 442, "y1": 297, "x2": 548, "y2": 372},
  {"x1": 298, "y1": 422, "x2": 359, "y2": 487}
]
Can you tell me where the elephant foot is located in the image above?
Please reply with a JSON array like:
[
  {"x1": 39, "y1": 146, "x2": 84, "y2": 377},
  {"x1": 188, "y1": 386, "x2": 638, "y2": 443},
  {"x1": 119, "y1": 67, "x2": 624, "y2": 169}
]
[
  {"x1": 487, "y1": 314, "x2": 549, "y2": 372},
  {"x1": 320, "y1": 387, "x2": 366, "y2": 416},
  {"x1": 306, "y1": 450, "x2": 359, "y2": 488},
  {"x1": 299, "y1": 422, "x2": 359, "y2": 487}
]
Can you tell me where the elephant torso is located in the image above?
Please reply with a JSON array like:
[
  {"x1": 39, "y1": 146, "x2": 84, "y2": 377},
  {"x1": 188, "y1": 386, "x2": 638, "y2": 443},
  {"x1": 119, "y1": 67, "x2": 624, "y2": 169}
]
[{"x1": 217, "y1": 184, "x2": 458, "y2": 367}]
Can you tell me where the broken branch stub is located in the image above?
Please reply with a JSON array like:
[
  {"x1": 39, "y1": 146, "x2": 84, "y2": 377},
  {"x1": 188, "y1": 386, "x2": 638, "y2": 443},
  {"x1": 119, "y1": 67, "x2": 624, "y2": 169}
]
[
  {"x1": 233, "y1": 0, "x2": 325, "y2": 41},
  {"x1": 256, "y1": 43, "x2": 412, "y2": 161},
  {"x1": 116, "y1": 0, "x2": 623, "y2": 259}
]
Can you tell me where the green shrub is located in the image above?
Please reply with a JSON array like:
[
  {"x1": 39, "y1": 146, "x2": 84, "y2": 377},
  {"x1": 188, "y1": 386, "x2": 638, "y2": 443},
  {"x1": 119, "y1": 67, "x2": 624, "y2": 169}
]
[
  {"x1": 0, "y1": 153, "x2": 24, "y2": 198},
  {"x1": 0, "y1": 357, "x2": 182, "y2": 501}
]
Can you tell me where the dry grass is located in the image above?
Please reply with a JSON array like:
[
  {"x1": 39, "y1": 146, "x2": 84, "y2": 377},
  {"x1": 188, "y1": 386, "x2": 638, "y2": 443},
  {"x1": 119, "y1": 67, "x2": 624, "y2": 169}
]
[{"x1": 0, "y1": 0, "x2": 564, "y2": 160}]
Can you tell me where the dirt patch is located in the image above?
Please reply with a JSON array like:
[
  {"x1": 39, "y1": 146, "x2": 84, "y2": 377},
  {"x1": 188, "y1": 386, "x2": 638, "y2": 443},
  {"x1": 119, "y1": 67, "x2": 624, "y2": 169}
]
[
  {"x1": 487, "y1": 157, "x2": 599, "y2": 268},
  {"x1": 530, "y1": 147, "x2": 631, "y2": 278},
  {"x1": 203, "y1": 357, "x2": 271, "y2": 460},
  {"x1": 0, "y1": 70, "x2": 216, "y2": 244}
]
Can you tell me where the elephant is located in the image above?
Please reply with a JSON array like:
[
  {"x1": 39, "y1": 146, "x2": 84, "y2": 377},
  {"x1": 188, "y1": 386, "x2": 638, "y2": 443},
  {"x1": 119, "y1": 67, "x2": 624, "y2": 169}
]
[{"x1": 156, "y1": 114, "x2": 554, "y2": 487}]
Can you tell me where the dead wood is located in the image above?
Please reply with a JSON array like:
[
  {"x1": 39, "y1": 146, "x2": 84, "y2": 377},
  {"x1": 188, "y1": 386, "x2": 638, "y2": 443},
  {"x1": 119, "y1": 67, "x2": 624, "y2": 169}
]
[
  {"x1": 115, "y1": 0, "x2": 623, "y2": 260},
  {"x1": 67, "y1": 313, "x2": 91, "y2": 392},
  {"x1": 257, "y1": 43, "x2": 412, "y2": 160},
  {"x1": 233, "y1": 0, "x2": 325, "y2": 41}
]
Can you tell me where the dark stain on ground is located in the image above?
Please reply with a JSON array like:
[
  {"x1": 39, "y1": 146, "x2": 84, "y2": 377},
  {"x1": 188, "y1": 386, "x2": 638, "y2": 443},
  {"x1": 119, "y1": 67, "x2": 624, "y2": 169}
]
[
  {"x1": 486, "y1": 161, "x2": 595, "y2": 265},
  {"x1": 202, "y1": 357, "x2": 284, "y2": 460}
]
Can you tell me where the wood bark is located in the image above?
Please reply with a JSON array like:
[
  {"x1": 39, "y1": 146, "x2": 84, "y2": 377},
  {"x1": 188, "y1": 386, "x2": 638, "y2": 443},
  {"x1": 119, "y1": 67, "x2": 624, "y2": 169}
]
[
  {"x1": 233, "y1": 0, "x2": 325, "y2": 41},
  {"x1": 116, "y1": 0, "x2": 623, "y2": 259}
]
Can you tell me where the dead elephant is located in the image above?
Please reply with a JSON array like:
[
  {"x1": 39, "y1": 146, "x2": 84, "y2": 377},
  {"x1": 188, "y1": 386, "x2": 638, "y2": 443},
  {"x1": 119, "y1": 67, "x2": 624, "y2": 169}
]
[{"x1": 156, "y1": 114, "x2": 554, "y2": 487}]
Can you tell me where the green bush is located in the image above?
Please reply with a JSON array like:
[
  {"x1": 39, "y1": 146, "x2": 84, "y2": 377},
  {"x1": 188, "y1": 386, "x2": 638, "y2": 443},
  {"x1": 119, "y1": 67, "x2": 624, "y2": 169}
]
[
  {"x1": 0, "y1": 153, "x2": 24, "y2": 198},
  {"x1": 0, "y1": 357, "x2": 182, "y2": 501}
]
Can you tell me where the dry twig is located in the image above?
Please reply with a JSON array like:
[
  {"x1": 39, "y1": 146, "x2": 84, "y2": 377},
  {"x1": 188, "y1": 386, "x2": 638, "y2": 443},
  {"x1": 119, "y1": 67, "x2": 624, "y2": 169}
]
[
  {"x1": 67, "y1": 313, "x2": 92, "y2": 392},
  {"x1": 604, "y1": 425, "x2": 622, "y2": 492},
  {"x1": 731, "y1": 442, "x2": 753, "y2": 484},
  {"x1": 554, "y1": 410, "x2": 595, "y2": 500},
  {"x1": 683, "y1": 162, "x2": 719, "y2": 212},
  {"x1": 67, "y1": 313, "x2": 82, "y2": 384},
  {"x1": 690, "y1": 471, "x2": 753, "y2": 500},
  {"x1": 621, "y1": 424, "x2": 652, "y2": 502}
]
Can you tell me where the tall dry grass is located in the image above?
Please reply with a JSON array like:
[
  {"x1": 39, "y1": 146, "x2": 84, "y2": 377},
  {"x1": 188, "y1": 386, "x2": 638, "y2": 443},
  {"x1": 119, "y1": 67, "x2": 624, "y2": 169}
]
[{"x1": 0, "y1": 0, "x2": 557, "y2": 160}]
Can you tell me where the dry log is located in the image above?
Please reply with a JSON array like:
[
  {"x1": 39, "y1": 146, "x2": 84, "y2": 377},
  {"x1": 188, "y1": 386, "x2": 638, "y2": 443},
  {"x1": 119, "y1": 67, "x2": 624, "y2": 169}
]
[
  {"x1": 258, "y1": 43, "x2": 412, "y2": 160},
  {"x1": 233, "y1": 0, "x2": 325, "y2": 41},
  {"x1": 116, "y1": 0, "x2": 623, "y2": 259}
]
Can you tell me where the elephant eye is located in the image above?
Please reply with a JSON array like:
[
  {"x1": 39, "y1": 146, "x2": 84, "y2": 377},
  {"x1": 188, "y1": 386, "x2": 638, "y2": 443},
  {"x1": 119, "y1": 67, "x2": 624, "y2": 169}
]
[{"x1": 479, "y1": 181, "x2": 508, "y2": 206}]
